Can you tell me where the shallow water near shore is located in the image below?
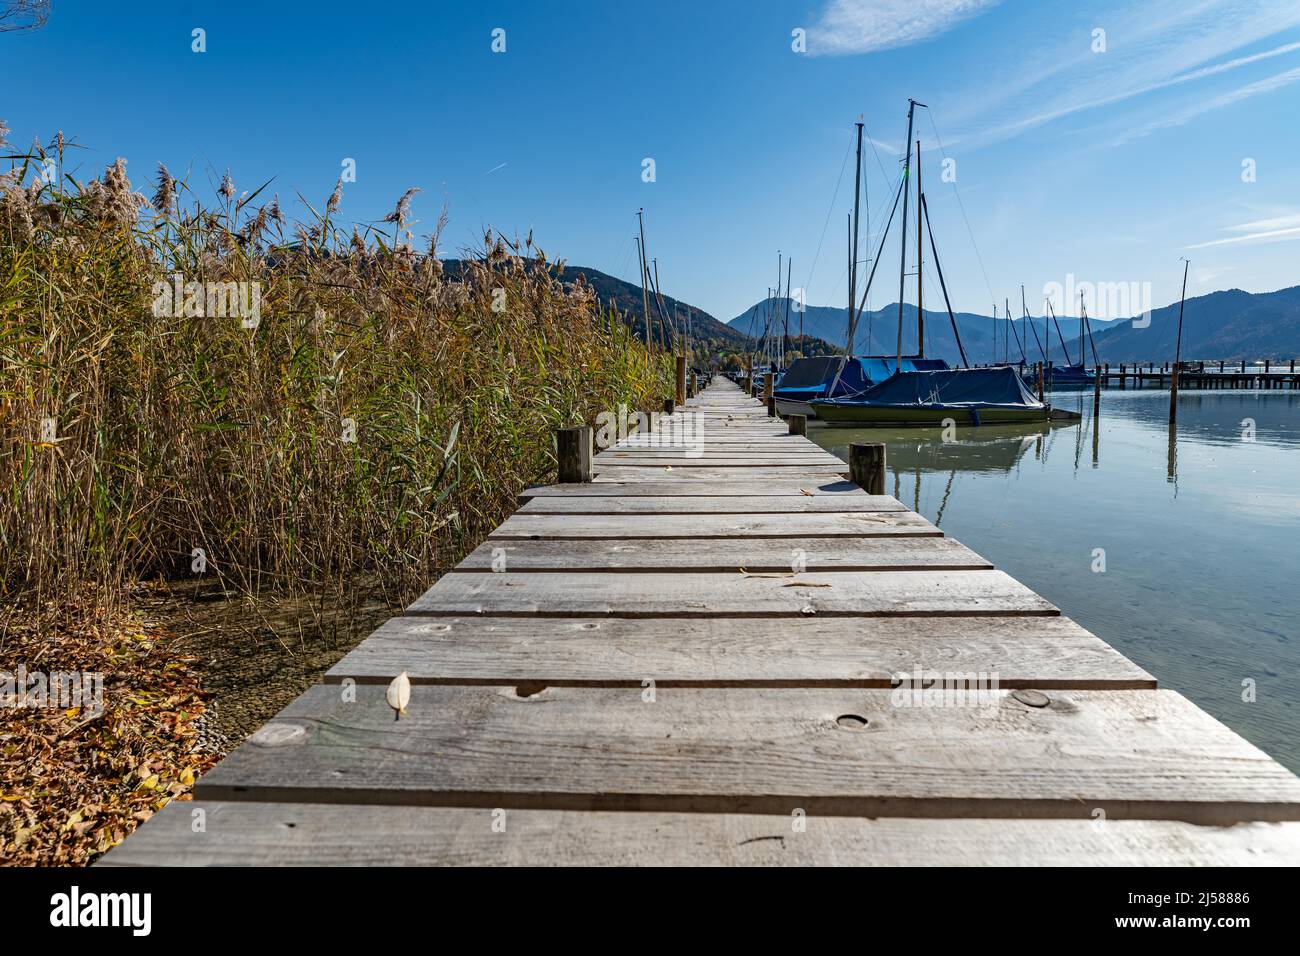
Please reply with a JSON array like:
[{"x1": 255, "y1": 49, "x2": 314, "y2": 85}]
[{"x1": 812, "y1": 387, "x2": 1300, "y2": 773}]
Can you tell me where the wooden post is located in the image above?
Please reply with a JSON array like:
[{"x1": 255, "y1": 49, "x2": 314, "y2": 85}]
[
  {"x1": 662, "y1": 397, "x2": 675, "y2": 417},
  {"x1": 675, "y1": 355, "x2": 687, "y2": 407},
  {"x1": 1169, "y1": 365, "x2": 1179, "y2": 424},
  {"x1": 788, "y1": 413, "x2": 807, "y2": 436},
  {"x1": 643, "y1": 408, "x2": 655, "y2": 433},
  {"x1": 767, "y1": 395, "x2": 776, "y2": 417},
  {"x1": 850, "y1": 442, "x2": 887, "y2": 495},
  {"x1": 1036, "y1": 361, "x2": 1044, "y2": 401},
  {"x1": 1093, "y1": 366, "x2": 1101, "y2": 417},
  {"x1": 556, "y1": 426, "x2": 592, "y2": 483},
  {"x1": 763, "y1": 369, "x2": 773, "y2": 404}
]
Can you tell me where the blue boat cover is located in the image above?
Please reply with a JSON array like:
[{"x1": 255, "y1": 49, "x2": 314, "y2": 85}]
[
  {"x1": 822, "y1": 366, "x2": 1045, "y2": 410},
  {"x1": 774, "y1": 356, "x2": 950, "y2": 401}
]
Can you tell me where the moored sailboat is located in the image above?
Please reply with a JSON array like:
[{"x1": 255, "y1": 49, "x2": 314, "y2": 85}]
[{"x1": 811, "y1": 99, "x2": 1078, "y2": 427}]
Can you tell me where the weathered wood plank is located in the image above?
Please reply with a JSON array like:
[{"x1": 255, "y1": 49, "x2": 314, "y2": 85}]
[
  {"x1": 518, "y1": 495, "x2": 905, "y2": 514},
  {"x1": 407, "y1": 569, "x2": 1057, "y2": 617},
  {"x1": 324, "y1": 614, "x2": 1152, "y2": 688},
  {"x1": 521, "y1": 480, "x2": 869, "y2": 498},
  {"x1": 491, "y1": 511, "x2": 939, "y2": 539},
  {"x1": 101, "y1": 803, "x2": 1300, "y2": 866},
  {"x1": 594, "y1": 457, "x2": 845, "y2": 468},
  {"x1": 190, "y1": 686, "x2": 1300, "y2": 824},
  {"x1": 592, "y1": 467, "x2": 849, "y2": 480},
  {"x1": 459, "y1": 536, "x2": 985, "y2": 572}
]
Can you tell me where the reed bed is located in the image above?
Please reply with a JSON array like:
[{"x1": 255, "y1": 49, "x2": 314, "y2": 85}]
[{"x1": 0, "y1": 131, "x2": 672, "y2": 617}]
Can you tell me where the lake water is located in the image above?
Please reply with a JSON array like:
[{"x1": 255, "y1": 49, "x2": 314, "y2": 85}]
[{"x1": 811, "y1": 387, "x2": 1300, "y2": 773}]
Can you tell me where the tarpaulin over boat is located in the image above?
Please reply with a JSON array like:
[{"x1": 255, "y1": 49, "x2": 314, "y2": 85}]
[
  {"x1": 774, "y1": 356, "x2": 874, "y2": 398},
  {"x1": 775, "y1": 356, "x2": 949, "y2": 399},
  {"x1": 841, "y1": 366, "x2": 1046, "y2": 410},
  {"x1": 775, "y1": 357, "x2": 842, "y2": 389}
]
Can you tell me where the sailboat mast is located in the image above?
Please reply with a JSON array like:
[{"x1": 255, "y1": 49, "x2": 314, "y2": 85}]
[
  {"x1": 1174, "y1": 258, "x2": 1189, "y2": 365},
  {"x1": 1078, "y1": 291, "x2": 1087, "y2": 368},
  {"x1": 637, "y1": 209, "x2": 651, "y2": 351},
  {"x1": 916, "y1": 137, "x2": 923, "y2": 358},
  {"x1": 897, "y1": 100, "x2": 918, "y2": 363},
  {"x1": 1023, "y1": 285, "x2": 1046, "y2": 362},
  {"x1": 850, "y1": 121, "x2": 864, "y2": 355},
  {"x1": 1048, "y1": 298, "x2": 1072, "y2": 365},
  {"x1": 784, "y1": 257, "x2": 793, "y2": 362},
  {"x1": 776, "y1": 252, "x2": 783, "y2": 368}
]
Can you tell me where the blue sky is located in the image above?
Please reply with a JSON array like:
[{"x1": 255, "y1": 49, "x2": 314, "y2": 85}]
[{"x1": 4, "y1": 0, "x2": 1300, "y2": 321}]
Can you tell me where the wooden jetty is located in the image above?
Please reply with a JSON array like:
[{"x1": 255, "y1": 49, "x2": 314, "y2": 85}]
[
  {"x1": 104, "y1": 377, "x2": 1300, "y2": 865},
  {"x1": 1100, "y1": 360, "x2": 1300, "y2": 390}
]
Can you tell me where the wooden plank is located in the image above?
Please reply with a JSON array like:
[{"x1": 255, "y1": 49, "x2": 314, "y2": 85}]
[
  {"x1": 592, "y1": 467, "x2": 849, "y2": 480},
  {"x1": 521, "y1": 480, "x2": 870, "y2": 498},
  {"x1": 188, "y1": 686, "x2": 1300, "y2": 824},
  {"x1": 408, "y1": 569, "x2": 1057, "y2": 617},
  {"x1": 593, "y1": 457, "x2": 845, "y2": 468},
  {"x1": 457, "y1": 536, "x2": 987, "y2": 572},
  {"x1": 491, "y1": 511, "x2": 939, "y2": 539},
  {"x1": 598, "y1": 451, "x2": 845, "y2": 461},
  {"x1": 615, "y1": 436, "x2": 815, "y2": 444},
  {"x1": 519, "y1": 495, "x2": 904, "y2": 514},
  {"x1": 100, "y1": 802, "x2": 1300, "y2": 866},
  {"x1": 324, "y1": 614, "x2": 1153, "y2": 688}
]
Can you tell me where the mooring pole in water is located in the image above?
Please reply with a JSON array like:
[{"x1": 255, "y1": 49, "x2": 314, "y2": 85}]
[
  {"x1": 675, "y1": 355, "x2": 687, "y2": 406},
  {"x1": 1171, "y1": 258, "x2": 1189, "y2": 424},
  {"x1": 1036, "y1": 361, "x2": 1045, "y2": 401},
  {"x1": 556, "y1": 426, "x2": 593, "y2": 483},
  {"x1": 850, "y1": 442, "x2": 887, "y2": 495},
  {"x1": 788, "y1": 413, "x2": 807, "y2": 436},
  {"x1": 1093, "y1": 365, "x2": 1101, "y2": 417}
]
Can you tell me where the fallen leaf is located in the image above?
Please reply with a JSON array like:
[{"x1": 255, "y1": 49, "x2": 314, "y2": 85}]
[{"x1": 387, "y1": 670, "x2": 411, "y2": 718}]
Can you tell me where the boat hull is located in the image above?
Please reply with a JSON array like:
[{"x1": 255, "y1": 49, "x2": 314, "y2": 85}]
[
  {"x1": 774, "y1": 397, "x2": 818, "y2": 418},
  {"x1": 815, "y1": 404, "x2": 1055, "y2": 427}
]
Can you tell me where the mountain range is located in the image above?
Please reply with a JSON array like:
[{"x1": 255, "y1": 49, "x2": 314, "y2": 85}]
[
  {"x1": 443, "y1": 258, "x2": 1300, "y2": 364},
  {"x1": 729, "y1": 287, "x2": 1300, "y2": 364}
]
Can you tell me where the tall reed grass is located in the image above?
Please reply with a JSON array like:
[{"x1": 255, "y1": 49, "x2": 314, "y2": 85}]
[{"x1": 0, "y1": 131, "x2": 671, "y2": 614}]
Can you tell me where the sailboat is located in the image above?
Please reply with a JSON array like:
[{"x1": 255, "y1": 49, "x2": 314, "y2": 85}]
[
  {"x1": 813, "y1": 100, "x2": 1075, "y2": 427},
  {"x1": 1027, "y1": 298, "x2": 1096, "y2": 388},
  {"x1": 773, "y1": 117, "x2": 949, "y2": 419}
]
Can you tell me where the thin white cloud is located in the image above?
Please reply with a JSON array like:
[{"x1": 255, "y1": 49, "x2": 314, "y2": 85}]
[
  {"x1": 969, "y1": 39, "x2": 1300, "y2": 146},
  {"x1": 1187, "y1": 226, "x2": 1300, "y2": 248},
  {"x1": 1111, "y1": 62, "x2": 1300, "y2": 145},
  {"x1": 1187, "y1": 211, "x2": 1300, "y2": 248},
  {"x1": 945, "y1": 1, "x2": 1300, "y2": 149},
  {"x1": 808, "y1": 0, "x2": 1001, "y2": 56}
]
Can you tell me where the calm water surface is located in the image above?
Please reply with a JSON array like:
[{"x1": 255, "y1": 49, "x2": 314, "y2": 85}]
[{"x1": 812, "y1": 388, "x2": 1300, "y2": 772}]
